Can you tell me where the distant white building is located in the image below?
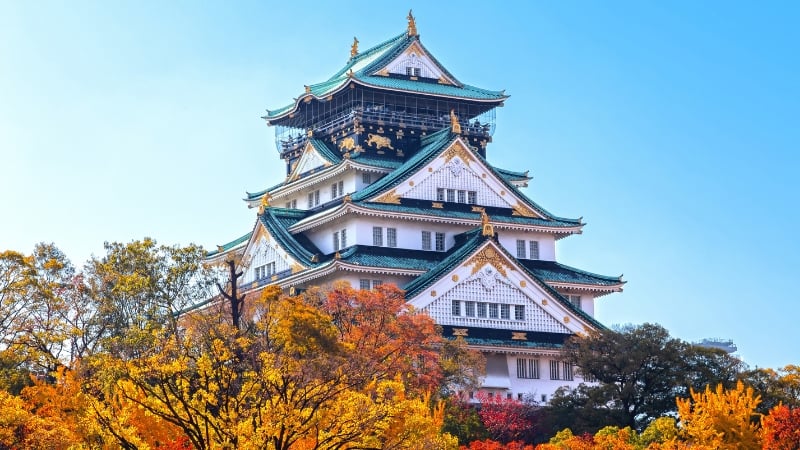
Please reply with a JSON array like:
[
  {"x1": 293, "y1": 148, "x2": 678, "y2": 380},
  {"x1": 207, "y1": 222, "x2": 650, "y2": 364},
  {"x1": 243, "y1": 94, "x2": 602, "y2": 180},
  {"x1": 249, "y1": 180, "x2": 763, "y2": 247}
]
[{"x1": 206, "y1": 13, "x2": 625, "y2": 403}]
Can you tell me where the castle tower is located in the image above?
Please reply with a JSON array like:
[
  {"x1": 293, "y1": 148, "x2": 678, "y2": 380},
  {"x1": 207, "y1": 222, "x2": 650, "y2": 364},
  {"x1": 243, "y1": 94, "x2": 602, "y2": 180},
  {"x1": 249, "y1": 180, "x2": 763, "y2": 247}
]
[{"x1": 207, "y1": 14, "x2": 624, "y2": 401}]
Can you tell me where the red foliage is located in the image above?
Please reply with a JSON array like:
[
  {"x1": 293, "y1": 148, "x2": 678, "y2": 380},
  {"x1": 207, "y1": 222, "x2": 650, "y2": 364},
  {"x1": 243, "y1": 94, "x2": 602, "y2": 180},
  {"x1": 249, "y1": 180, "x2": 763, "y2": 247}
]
[
  {"x1": 157, "y1": 435, "x2": 193, "y2": 449},
  {"x1": 460, "y1": 439, "x2": 535, "y2": 450},
  {"x1": 475, "y1": 392, "x2": 536, "y2": 443},
  {"x1": 323, "y1": 283, "x2": 444, "y2": 393},
  {"x1": 762, "y1": 405, "x2": 800, "y2": 450}
]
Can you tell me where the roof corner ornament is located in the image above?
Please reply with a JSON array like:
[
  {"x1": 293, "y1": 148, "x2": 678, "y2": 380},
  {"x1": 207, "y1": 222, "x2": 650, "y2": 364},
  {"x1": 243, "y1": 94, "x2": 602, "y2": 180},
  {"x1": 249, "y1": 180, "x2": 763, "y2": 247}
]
[
  {"x1": 343, "y1": 194, "x2": 352, "y2": 203},
  {"x1": 481, "y1": 210, "x2": 494, "y2": 237},
  {"x1": 304, "y1": 85, "x2": 311, "y2": 94},
  {"x1": 450, "y1": 109, "x2": 461, "y2": 134},
  {"x1": 407, "y1": 10, "x2": 418, "y2": 37},
  {"x1": 334, "y1": 251, "x2": 341, "y2": 260},
  {"x1": 350, "y1": 36, "x2": 359, "y2": 58},
  {"x1": 311, "y1": 254, "x2": 319, "y2": 263},
  {"x1": 289, "y1": 286, "x2": 296, "y2": 296},
  {"x1": 258, "y1": 194, "x2": 271, "y2": 214},
  {"x1": 347, "y1": 68, "x2": 355, "y2": 78},
  {"x1": 217, "y1": 245, "x2": 224, "y2": 253}
]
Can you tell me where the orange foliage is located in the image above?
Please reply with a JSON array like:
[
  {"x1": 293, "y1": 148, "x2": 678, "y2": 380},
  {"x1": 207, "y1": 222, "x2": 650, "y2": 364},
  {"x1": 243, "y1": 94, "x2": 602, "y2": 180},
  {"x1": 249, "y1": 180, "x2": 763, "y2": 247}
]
[
  {"x1": 460, "y1": 439, "x2": 535, "y2": 450},
  {"x1": 762, "y1": 405, "x2": 800, "y2": 450}
]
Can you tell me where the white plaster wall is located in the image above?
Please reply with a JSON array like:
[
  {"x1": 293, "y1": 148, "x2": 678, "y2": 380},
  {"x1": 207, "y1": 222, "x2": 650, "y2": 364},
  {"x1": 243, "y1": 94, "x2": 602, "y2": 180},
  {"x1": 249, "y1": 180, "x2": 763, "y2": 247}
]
[{"x1": 497, "y1": 232, "x2": 555, "y2": 261}]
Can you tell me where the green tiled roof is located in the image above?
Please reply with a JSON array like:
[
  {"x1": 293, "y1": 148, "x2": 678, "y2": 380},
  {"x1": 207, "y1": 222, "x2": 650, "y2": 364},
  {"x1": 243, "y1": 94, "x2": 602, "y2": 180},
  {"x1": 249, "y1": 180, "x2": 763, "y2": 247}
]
[
  {"x1": 206, "y1": 232, "x2": 251, "y2": 257},
  {"x1": 258, "y1": 207, "x2": 320, "y2": 265},
  {"x1": 352, "y1": 200, "x2": 581, "y2": 229},
  {"x1": 403, "y1": 229, "x2": 606, "y2": 330},
  {"x1": 495, "y1": 167, "x2": 531, "y2": 182},
  {"x1": 520, "y1": 260, "x2": 623, "y2": 287},
  {"x1": 441, "y1": 326, "x2": 571, "y2": 349},
  {"x1": 336, "y1": 245, "x2": 446, "y2": 271},
  {"x1": 263, "y1": 32, "x2": 506, "y2": 121},
  {"x1": 349, "y1": 128, "x2": 578, "y2": 224}
]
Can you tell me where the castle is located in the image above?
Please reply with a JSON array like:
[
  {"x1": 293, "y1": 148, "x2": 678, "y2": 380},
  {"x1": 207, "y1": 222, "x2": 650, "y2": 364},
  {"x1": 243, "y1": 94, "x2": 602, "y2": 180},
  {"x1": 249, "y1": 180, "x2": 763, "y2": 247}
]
[{"x1": 206, "y1": 13, "x2": 624, "y2": 402}]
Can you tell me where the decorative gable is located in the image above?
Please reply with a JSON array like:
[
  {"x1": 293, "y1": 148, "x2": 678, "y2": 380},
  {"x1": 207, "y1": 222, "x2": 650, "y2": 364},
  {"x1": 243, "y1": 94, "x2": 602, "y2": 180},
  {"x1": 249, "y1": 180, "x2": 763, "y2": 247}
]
[
  {"x1": 288, "y1": 142, "x2": 334, "y2": 181},
  {"x1": 375, "y1": 41, "x2": 458, "y2": 85},
  {"x1": 240, "y1": 222, "x2": 305, "y2": 286},
  {"x1": 406, "y1": 241, "x2": 596, "y2": 334},
  {"x1": 373, "y1": 137, "x2": 544, "y2": 218}
]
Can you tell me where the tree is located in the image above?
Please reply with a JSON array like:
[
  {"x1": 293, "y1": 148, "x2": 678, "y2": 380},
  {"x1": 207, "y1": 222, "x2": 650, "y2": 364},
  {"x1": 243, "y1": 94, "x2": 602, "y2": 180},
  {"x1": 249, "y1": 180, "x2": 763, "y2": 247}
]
[
  {"x1": 84, "y1": 238, "x2": 215, "y2": 359},
  {"x1": 741, "y1": 365, "x2": 800, "y2": 414},
  {"x1": 558, "y1": 323, "x2": 744, "y2": 431},
  {"x1": 761, "y1": 405, "x2": 800, "y2": 450},
  {"x1": 675, "y1": 381, "x2": 761, "y2": 450},
  {"x1": 88, "y1": 285, "x2": 460, "y2": 450},
  {"x1": 475, "y1": 392, "x2": 537, "y2": 443}
]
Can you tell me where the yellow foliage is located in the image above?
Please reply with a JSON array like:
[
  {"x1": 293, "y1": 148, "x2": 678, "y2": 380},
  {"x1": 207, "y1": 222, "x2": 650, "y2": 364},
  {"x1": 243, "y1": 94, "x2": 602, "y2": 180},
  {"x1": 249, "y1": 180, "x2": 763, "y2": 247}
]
[{"x1": 675, "y1": 380, "x2": 761, "y2": 449}]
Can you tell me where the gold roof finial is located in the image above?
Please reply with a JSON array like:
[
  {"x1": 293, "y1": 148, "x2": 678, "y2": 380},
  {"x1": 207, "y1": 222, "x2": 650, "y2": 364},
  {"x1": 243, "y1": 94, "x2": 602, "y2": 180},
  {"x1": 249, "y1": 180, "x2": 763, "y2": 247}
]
[
  {"x1": 258, "y1": 194, "x2": 271, "y2": 214},
  {"x1": 481, "y1": 210, "x2": 494, "y2": 237},
  {"x1": 350, "y1": 36, "x2": 359, "y2": 58},
  {"x1": 407, "y1": 10, "x2": 418, "y2": 37},
  {"x1": 450, "y1": 109, "x2": 461, "y2": 134}
]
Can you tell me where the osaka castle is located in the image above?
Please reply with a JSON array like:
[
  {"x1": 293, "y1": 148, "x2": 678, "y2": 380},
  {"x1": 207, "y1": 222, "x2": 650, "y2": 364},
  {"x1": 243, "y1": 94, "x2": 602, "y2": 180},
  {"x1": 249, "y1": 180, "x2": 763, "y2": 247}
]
[{"x1": 206, "y1": 13, "x2": 624, "y2": 402}]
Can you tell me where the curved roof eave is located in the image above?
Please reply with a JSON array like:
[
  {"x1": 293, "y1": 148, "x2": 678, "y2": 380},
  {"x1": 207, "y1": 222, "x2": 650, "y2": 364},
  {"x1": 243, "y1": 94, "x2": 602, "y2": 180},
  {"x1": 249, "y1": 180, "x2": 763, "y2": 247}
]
[{"x1": 263, "y1": 77, "x2": 508, "y2": 124}]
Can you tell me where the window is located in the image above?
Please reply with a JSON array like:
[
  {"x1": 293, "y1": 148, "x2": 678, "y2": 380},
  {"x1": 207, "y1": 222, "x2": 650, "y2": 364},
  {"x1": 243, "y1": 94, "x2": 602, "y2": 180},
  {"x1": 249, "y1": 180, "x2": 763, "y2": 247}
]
[
  {"x1": 541, "y1": 394, "x2": 547, "y2": 403},
  {"x1": 340, "y1": 228, "x2": 347, "y2": 248},
  {"x1": 435, "y1": 232, "x2": 445, "y2": 251},
  {"x1": 467, "y1": 191, "x2": 477, "y2": 204},
  {"x1": 500, "y1": 304, "x2": 510, "y2": 319},
  {"x1": 517, "y1": 358, "x2": 540, "y2": 379},
  {"x1": 563, "y1": 362, "x2": 574, "y2": 381},
  {"x1": 566, "y1": 295, "x2": 582, "y2": 309},
  {"x1": 333, "y1": 229, "x2": 347, "y2": 251},
  {"x1": 465, "y1": 301, "x2": 475, "y2": 317},
  {"x1": 529, "y1": 240, "x2": 540, "y2": 260},
  {"x1": 405, "y1": 66, "x2": 421, "y2": 77},
  {"x1": 488, "y1": 303, "x2": 499, "y2": 319},
  {"x1": 514, "y1": 305, "x2": 525, "y2": 321},
  {"x1": 285, "y1": 199, "x2": 296, "y2": 208},
  {"x1": 446, "y1": 189, "x2": 455, "y2": 202},
  {"x1": 331, "y1": 181, "x2": 344, "y2": 199},
  {"x1": 255, "y1": 262, "x2": 276, "y2": 280},
  {"x1": 583, "y1": 370, "x2": 598, "y2": 383},
  {"x1": 373, "y1": 227, "x2": 383, "y2": 246},
  {"x1": 333, "y1": 231, "x2": 340, "y2": 251},
  {"x1": 457, "y1": 190, "x2": 466, "y2": 203},
  {"x1": 422, "y1": 231, "x2": 432, "y2": 250},
  {"x1": 307, "y1": 190, "x2": 320, "y2": 208},
  {"x1": 387, "y1": 228, "x2": 397, "y2": 247},
  {"x1": 359, "y1": 279, "x2": 383, "y2": 290},
  {"x1": 549, "y1": 360, "x2": 560, "y2": 380},
  {"x1": 516, "y1": 240, "x2": 526, "y2": 258},
  {"x1": 436, "y1": 188, "x2": 445, "y2": 201},
  {"x1": 362, "y1": 173, "x2": 372, "y2": 184},
  {"x1": 477, "y1": 302, "x2": 487, "y2": 318},
  {"x1": 452, "y1": 300, "x2": 461, "y2": 316}
]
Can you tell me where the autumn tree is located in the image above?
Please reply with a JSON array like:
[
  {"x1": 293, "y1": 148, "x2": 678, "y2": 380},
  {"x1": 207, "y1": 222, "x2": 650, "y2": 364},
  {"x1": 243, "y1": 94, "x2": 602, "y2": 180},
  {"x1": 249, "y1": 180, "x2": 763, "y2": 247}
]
[
  {"x1": 741, "y1": 365, "x2": 800, "y2": 414},
  {"x1": 84, "y1": 238, "x2": 215, "y2": 359},
  {"x1": 675, "y1": 381, "x2": 762, "y2": 449},
  {"x1": 474, "y1": 392, "x2": 538, "y2": 444},
  {"x1": 761, "y1": 404, "x2": 800, "y2": 450},
  {"x1": 556, "y1": 323, "x2": 745, "y2": 431},
  {"x1": 89, "y1": 285, "x2": 459, "y2": 450}
]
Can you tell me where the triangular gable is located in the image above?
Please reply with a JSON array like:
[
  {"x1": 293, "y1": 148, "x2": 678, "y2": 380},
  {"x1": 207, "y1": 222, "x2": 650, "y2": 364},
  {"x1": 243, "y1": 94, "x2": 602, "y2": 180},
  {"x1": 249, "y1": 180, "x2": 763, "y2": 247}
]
[
  {"x1": 288, "y1": 141, "x2": 335, "y2": 181},
  {"x1": 406, "y1": 239, "x2": 598, "y2": 334},
  {"x1": 371, "y1": 136, "x2": 545, "y2": 219},
  {"x1": 239, "y1": 220, "x2": 307, "y2": 287},
  {"x1": 373, "y1": 40, "x2": 459, "y2": 85}
]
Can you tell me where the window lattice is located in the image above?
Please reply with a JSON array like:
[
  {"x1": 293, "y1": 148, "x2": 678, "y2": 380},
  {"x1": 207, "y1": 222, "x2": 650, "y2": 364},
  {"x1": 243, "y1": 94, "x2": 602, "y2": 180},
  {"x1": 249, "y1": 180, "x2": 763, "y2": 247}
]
[
  {"x1": 247, "y1": 238, "x2": 291, "y2": 283},
  {"x1": 422, "y1": 278, "x2": 571, "y2": 333},
  {"x1": 404, "y1": 162, "x2": 510, "y2": 208}
]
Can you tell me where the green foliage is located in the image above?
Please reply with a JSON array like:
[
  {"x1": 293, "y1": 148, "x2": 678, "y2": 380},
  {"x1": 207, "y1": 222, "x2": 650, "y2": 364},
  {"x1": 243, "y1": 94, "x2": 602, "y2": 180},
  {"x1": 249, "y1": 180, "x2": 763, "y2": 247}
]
[{"x1": 557, "y1": 323, "x2": 746, "y2": 431}]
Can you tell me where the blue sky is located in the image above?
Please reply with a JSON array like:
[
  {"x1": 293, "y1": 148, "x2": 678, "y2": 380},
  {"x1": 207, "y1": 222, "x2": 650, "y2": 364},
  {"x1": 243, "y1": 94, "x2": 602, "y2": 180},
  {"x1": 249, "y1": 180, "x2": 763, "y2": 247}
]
[{"x1": 1, "y1": 1, "x2": 798, "y2": 370}]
